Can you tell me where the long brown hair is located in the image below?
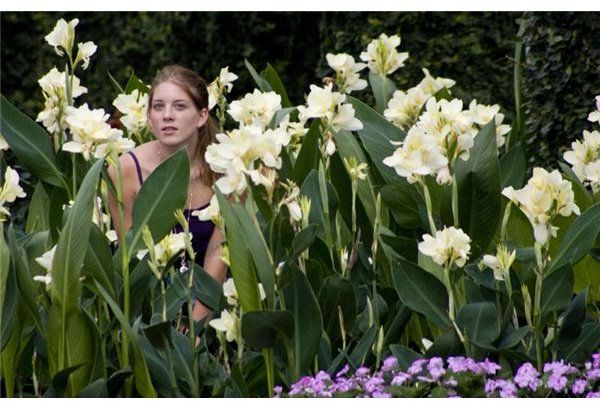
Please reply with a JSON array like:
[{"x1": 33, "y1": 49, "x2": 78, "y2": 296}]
[{"x1": 148, "y1": 65, "x2": 218, "y2": 187}]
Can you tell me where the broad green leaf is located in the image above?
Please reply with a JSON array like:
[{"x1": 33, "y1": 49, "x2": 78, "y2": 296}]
[
  {"x1": 558, "y1": 322, "x2": 600, "y2": 364},
  {"x1": 451, "y1": 121, "x2": 501, "y2": 259},
  {"x1": 425, "y1": 326, "x2": 463, "y2": 357},
  {"x1": 499, "y1": 143, "x2": 526, "y2": 189},
  {"x1": 318, "y1": 276, "x2": 356, "y2": 344},
  {"x1": 286, "y1": 223, "x2": 319, "y2": 262},
  {"x1": 124, "y1": 71, "x2": 149, "y2": 94},
  {"x1": 497, "y1": 326, "x2": 530, "y2": 349},
  {"x1": 457, "y1": 302, "x2": 499, "y2": 345},
  {"x1": 94, "y1": 280, "x2": 157, "y2": 397},
  {"x1": 128, "y1": 148, "x2": 188, "y2": 255},
  {"x1": 540, "y1": 263, "x2": 573, "y2": 317},
  {"x1": 144, "y1": 320, "x2": 173, "y2": 350},
  {"x1": 380, "y1": 183, "x2": 425, "y2": 230},
  {"x1": 77, "y1": 379, "x2": 109, "y2": 397},
  {"x1": 191, "y1": 262, "x2": 223, "y2": 311},
  {"x1": 390, "y1": 255, "x2": 451, "y2": 329},
  {"x1": 0, "y1": 94, "x2": 68, "y2": 189},
  {"x1": 368, "y1": 72, "x2": 396, "y2": 114},
  {"x1": 294, "y1": 120, "x2": 321, "y2": 186},
  {"x1": 557, "y1": 289, "x2": 586, "y2": 351},
  {"x1": 282, "y1": 265, "x2": 323, "y2": 378},
  {"x1": 0, "y1": 228, "x2": 15, "y2": 349},
  {"x1": 548, "y1": 202, "x2": 600, "y2": 276},
  {"x1": 263, "y1": 63, "x2": 292, "y2": 108},
  {"x1": 573, "y1": 255, "x2": 600, "y2": 300},
  {"x1": 25, "y1": 182, "x2": 51, "y2": 233},
  {"x1": 51, "y1": 159, "x2": 102, "y2": 313},
  {"x1": 334, "y1": 130, "x2": 377, "y2": 224},
  {"x1": 241, "y1": 310, "x2": 294, "y2": 349},
  {"x1": 215, "y1": 188, "x2": 260, "y2": 312},
  {"x1": 244, "y1": 58, "x2": 272, "y2": 92},
  {"x1": 348, "y1": 96, "x2": 405, "y2": 186},
  {"x1": 300, "y1": 170, "x2": 339, "y2": 246},
  {"x1": 389, "y1": 344, "x2": 422, "y2": 371},
  {"x1": 82, "y1": 224, "x2": 116, "y2": 302},
  {"x1": 349, "y1": 325, "x2": 378, "y2": 366}
]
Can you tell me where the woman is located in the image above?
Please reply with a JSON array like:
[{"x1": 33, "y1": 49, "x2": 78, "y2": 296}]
[{"x1": 108, "y1": 65, "x2": 226, "y2": 322}]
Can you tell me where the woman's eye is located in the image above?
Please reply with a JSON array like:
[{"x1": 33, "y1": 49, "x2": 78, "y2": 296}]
[
  {"x1": 175, "y1": 104, "x2": 186, "y2": 110},
  {"x1": 152, "y1": 104, "x2": 164, "y2": 111}
]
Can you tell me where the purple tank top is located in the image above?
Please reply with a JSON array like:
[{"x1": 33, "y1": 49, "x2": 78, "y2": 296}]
[{"x1": 128, "y1": 151, "x2": 215, "y2": 265}]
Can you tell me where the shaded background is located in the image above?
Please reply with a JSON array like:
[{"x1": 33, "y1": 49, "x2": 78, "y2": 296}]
[{"x1": 2, "y1": 11, "x2": 600, "y2": 168}]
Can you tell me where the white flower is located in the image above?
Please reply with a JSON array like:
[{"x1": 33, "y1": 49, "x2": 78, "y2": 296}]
[
  {"x1": 221, "y1": 278, "x2": 266, "y2": 307},
  {"x1": 326, "y1": 52, "x2": 368, "y2": 94},
  {"x1": 0, "y1": 166, "x2": 27, "y2": 218},
  {"x1": 297, "y1": 84, "x2": 362, "y2": 132},
  {"x1": 588, "y1": 95, "x2": 600, "y2": 124},
  {"x1": 382, "y1": 126, "x2": 448, "y2": 184},
  {"x1": 44, "y1": 18, "x2": 78, "y2": 57},
  {"x1": 192, "y1": 194, "x2": 220, "y2": 222},
  {"x1": 418, "y1": 226, "x2": 471, "y2": 268},
  {"x1": 330, "y1": 102, "x2": 363, "y2": 132},
  {"x1": 33, "y1": 245, "x2": 57, "y2": 289},
  {"x1": 287, "y1": 201, "x2": 302, "y2": 222},
  {"x1": 208, "y1": 67, "x2": 238, "y2": 110},
  {"x1": 0, "y1": 134, "x2": 8, "y2": 151},
  {"x1": 502, "y1": 167, "x2": 580, "y2": 245},
  {"x1": 209, "y1": 309, "x2": 240, "y2": 342},
  {"x1": 468, "y1": 100, "x2": 510, "y2": 148},
  {"x1": 564, "y1": 129, "x2": 600, "y2": 193},
  {"x1": 64, "y1": 104, "x2": 126, "y2": 160},
  {"x1": 384, "y1": 87, "x2": 430, "y2": 129},
  {"x1": 75, "y1": 41, "x2": 97, "y2": 70},
  {"x1": 136, "y1": 232, "x2": 189, "y2": 267},
  {"x1": 217, "y1": 66, "x2": 238, "y2": 93},
  {"x1": 417, "y1": 68, "x2": 455, "y2": 95},
  {"x1": 359, "y1": 33, "x2": 409, "y2": 77},
  {"x1": 207, "y1": 82, "x2": 220, "y2": 111},
  {"x1": 482, "y1": 244, "x2": 516, "y2": 281},
  {"x1": 113, "y1": 89, "x2": 149, "y2": 135},
  {"x1": 227, "y1": 89, "x2": 281, "y2": 129}
]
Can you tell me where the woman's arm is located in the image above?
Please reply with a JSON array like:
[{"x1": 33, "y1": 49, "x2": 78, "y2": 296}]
[{"x1": 192, "y1": 226, "x2": 227, "y2": 321}]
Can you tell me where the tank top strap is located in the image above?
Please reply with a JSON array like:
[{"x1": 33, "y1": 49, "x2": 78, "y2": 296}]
[{"x1": 127, "y1": 151, "x2": 144, "y2": 185}]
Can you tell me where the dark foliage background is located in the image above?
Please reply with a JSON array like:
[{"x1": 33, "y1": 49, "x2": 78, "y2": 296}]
[{"x1": 2, "y1": 11, "x2": 599, "y2": 168}]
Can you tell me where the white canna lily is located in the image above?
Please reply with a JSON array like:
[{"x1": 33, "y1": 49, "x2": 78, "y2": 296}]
[
  {"x1": 297, "y1": 84, "x2": 362, "y2": 132},
  {"x1": 326, "y1": 52, "x2": 368, "y2": 94},
  {"x1": 418, "y1": 226, "x2": 471, "y2": 268},
  {"x1": 209, "y1": 309, "x2": 240, "y2": 342},
  {"x1": 208, "y1": 67, "x2": 238, "y2": 110},
  {"x1": 0, "y1": 166, "x2": 27, "y2": 219},
  {"x1": 588, "y1": 95, "x2": 600, "y2": 124},
  {"x1": 227, "y1": 89, "x2": 281, "y2": 129},
  {"x1": 222, "y1": 277, "x2": 266, "y2": 307},
  {"x1": 502, "y1": 167, "x2": 580, "y2": 245},
  {"x1": 192, "y1": 194, "x2": 220, "y2": 222},
  {"x1": 33, "y1": 245, "x2": 58, "y2": 289},
  {"x1": 0, "y1": 134, "x2": 8, "y2": 151},
  {"x1": 359, "y1": 33, "x2": 409, "y2": 77},
  {"x1": 384, "y1": 87, "x2": 430, "y2": 129},
  {"x1": 383, "y1": 126, "x2": 448, "y2": 184},
  {"x1": 416, "y1": 68, "x2": 455, "y2": 95},
  {"x1": 113, "y1": 89, "x2": 149, "y2": 135},
  {"x1": 44, "y1": 18, "x2": 78, "y2": 57},
  {"x1": 564, "y1": 129, "x2": 600, "y2": 193},
  {"x1": 75, "y1": 41, "x2": 97, "y2": 70}
]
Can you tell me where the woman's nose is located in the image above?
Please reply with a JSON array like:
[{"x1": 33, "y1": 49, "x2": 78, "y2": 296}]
[{"x1": 163, "y1": 106, "x2": 174, "y2": 120}]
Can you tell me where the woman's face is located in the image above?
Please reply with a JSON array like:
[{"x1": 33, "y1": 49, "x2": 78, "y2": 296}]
[{"x1": 148, "y1": 81, "x2": 208, "y2": 148}]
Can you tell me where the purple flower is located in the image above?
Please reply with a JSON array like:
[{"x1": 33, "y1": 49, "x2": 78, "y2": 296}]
[
  {"x1": 364, "y1": 376, "x2": 385, "y2": 393},
  {"x1": 427, "y1": 357, "x2": 446, "y2": 380},
  {"x1": 355, "y1": 366, "x2": 370, "y2": 377},
  {"x1": 514, "y1": 362, "x2": 541, "y2": 391},
  {"x1": 372, "y1": 391, "x2": 393, "y2": 398},
  {"x1": 544, "y1": 360, "x2": 577, "y2": 377},
  {"x1": 546, "y1": 373, "x2": 568, "y2": 393},
  {"x1": 485, "y1": 379, "x2": 517, "y2": 398},
  {"x1": 478, "y1": 358, "x2": 501, "y2": 375},
  {"x1": 586, "y1": 368, "x2": 600, "y2": 381},
  {"x1": 407, "y1": 358, "x2": 428, "y2": 375},
  {"x1": 586, "y1": 391, "x2": 600, "y2": 398},
  {"x1": 391, "y1": 372, "x2": 411, "y2": 386},
  {"x1": 447, "y1": 356, "x2": 480, "y2": 374},
  {"x1": 444, "y1": 377, "x2": 458, "y2": 388},
  {"x1": 336, "y1": 363, "x2": 350, "y2": 378},
  {"x1": 381, "y1": 356, "x2": 398, "y2": 372},
  {"x1": 572, "y1": 379, "x2": 587, "y2": 395},
  {"x1": 273, "y1": 385, "x2": 283, "y2": 396},
  {"x1": 592, "y1": 352, "x2": 600, "y2": 368}
]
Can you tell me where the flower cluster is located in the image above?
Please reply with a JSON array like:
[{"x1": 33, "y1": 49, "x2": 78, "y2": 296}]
[
  {"x1": 563, "y1": 96, "x2": 600, "y2": 193},
  {"x1": 359, "y1": 33, "x2": 409, "y2": 77},
  {"x1": 502, "y1": 167, "x2": 580, "y2": 245},
  {"x1": 276, "y1": 353, "x2": 600, "y2": 398},
  {"x1": 207, "y1": 66, "x2": 238, "y2": 111},
  {"x1": 418, "y1": 226, "x2": 472, "y2": 268},
  {"x1": 325, "y1": 53, "x2": 367, "y2": 94},
  {"x1": 0, "y1": 166, "x2": 27, "y2": 221},
  {"x1": 112, "y1": 89, "x2": 149, "y2": 141}
]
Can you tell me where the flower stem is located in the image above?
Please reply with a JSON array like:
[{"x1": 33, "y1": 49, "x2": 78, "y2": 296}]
[{"x1": 420, "y1": 180, "x2": 437, "y2": 234}]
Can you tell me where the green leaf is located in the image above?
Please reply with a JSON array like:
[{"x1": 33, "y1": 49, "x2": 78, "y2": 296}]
[
  {"x1": 499, "y1": 143, "x2": 526, "y2": 189},
  {"x1": 389, "y1": 344, "x2": 422, "y2": 371},
  {"x1": 0, "y1": 228, "x2": 16, "y2": 350},
  {"x1": 497, "y1": 326, "x2": 530, "y2": 349},
  {"x1": 0, "y1": 94, "x2": 68, "y2": 189},
  {"x1": 300, "y1": 170, "x2": 339, "y2": 246},
  {"x1": 349, "y1": 325, "x2": 378, "y2": 366},
  {"x1": 380, "y1": 183, "x2": 424, "y2": 229},
  {"x1": 25, "y1": 182, "x2": 51, "y2": 233},
  {"x1": 368, "y1": 72, "x2": 396, "y2": 114},
  {"x1": 244, "y1": 58, "x2": 272, "y2": 92},
  {"x1": 556, "y1": 289, "x2": 586, "y2": 351},
  {"x1": 451, "y1": 121, "x2": 501, "y2": 259},
  {"x1": 548, "y1": 202, "x2": 600, "y2": 276},
  {"x1": 318, "y1": 276, "x2": 356, "y2": 344},
  {"x1": 191, "y1": 262, "x2": 223, "y2": 311},
  {"x1": 143, "y1": 320, "x2": 173, "y2": 350},
  {"x1": 241, "y1": 310, "x2": 294, "y2": 349},
  {"x1": 457, "y1": 302, "x2": 499, "y2": 345},
  {"x1": 94, "y1": 280, "x2": 157, "y2": 397},
  {"x1": 263, "y1": 63, "x2": 291, "y2": 108},
  {"x1": 124, "y1": 71, "x2": 149, "y2": 95},
  {"x1": 282, "y1": 265, "x2": 323, "y2": 377},
  {"x1": 82, "y1": 224, "x2": 116, "y2": 302},
  {"x1": 287, "y1": 223, "x2": 320, "y2": 262},
  {"x1": 348, "y1": 96, "x2": 405, "y2": 186},
  {"x1": 390, "y1": 255, "x2": 451, "y2": 329},
  {"x1": 215, "y1": 188, "x2": 260, "y2": 312},
  {"x1": 128, "y1": 148, "x2": 188, "y2": 255},
  {"x1": 540, "y1": 263, "x2": 574, "y2": 316},
  {"x1": 425, "y1": 326, "x2": 463, "y2": 357},
  {"x1": 294, "y1": 120, "x2": 321, "y2": 185},
  {"x1": 558, "y1": 322, "x2": 600, "y2": 364},
  {"x1": 52, "y1": 159, "x2": 103, "y2": 314}
]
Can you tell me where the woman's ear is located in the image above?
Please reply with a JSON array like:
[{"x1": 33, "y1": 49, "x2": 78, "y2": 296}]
[{"x1": 197, "y1": 108, "x2": 209, "y2": 128}]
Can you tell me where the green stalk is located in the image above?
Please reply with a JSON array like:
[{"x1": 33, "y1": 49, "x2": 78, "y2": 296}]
[
  {"x1": 420, "y1": 179, "x2": 437, "y2": 234},
  {"x1": 451, "y1": 174, "x2": 459, "y2": 227},
  {"x1": 533, "y1": 243, "x2": 546, "y2": 371},
  {"x1": 263, "y1": 348, "x2": 275, "y2": 397}
]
